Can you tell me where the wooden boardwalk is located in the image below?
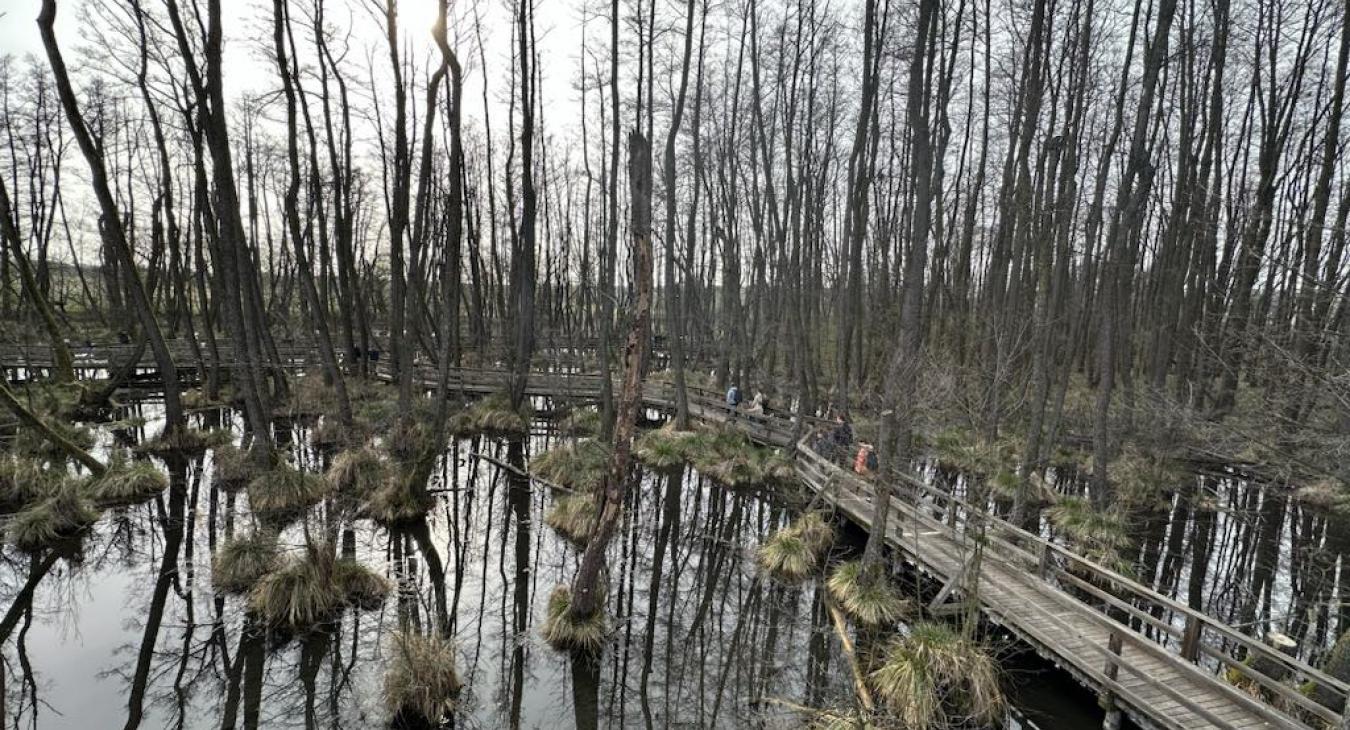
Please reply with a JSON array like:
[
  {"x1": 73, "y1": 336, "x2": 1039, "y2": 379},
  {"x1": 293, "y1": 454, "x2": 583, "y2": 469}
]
[{"x1": 4, "y1": 347, "x2": 1345, "y2": 728}]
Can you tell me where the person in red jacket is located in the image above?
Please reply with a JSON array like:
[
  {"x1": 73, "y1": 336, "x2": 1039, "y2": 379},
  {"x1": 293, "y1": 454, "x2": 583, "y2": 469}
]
[{"x1": 854, "y1": 442, "x2": 878, "y2": 477}]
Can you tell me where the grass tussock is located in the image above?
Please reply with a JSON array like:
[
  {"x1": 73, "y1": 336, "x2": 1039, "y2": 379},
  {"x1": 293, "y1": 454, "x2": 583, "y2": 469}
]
[
  {"x1": 6, "y1": 481, "x2": 100, "y2": 552},
  {"x1": 558, "y1": 407, "x2": 602, "y2": 437},
  {"x1": 827, "y1": 561, "x2": 909, "y2": 626},
  {"x1": 869, "y1": 622, "x2": 1005, "y2": 729},
  {"x1": 249, "y1": 543, "x2": 387, "y2": 630},
  {"x1": 212, "y1": 444, "x2": 264, "y2": 490},
  {"x1": 334, "y1": 558, "x2": 392, "y2": 610},
  {"x1": 757, "y1": 530, "x2": 817, "y2": 582},
  {"x1": 363, "y1": 476, "x2": 435, "y2": 525},
  {"x1": 931, "y1": 427, "x2": 1016, "y2": 478},
  {"x1": 0, "y1": 455, "x2": 53, "y2": 512},
  {"x1": 545, "y1": 494, "x2": 599, "y2": 545},
  {"x1": 633, "y1": 425, "x2": 701, "y2": 470},
  {"x1": 447, "y1": 391, "x2": 531, "y2": 437},
  {"x1": 1111, "y1": 446, "x2": 1187, "y2": 512},
  {"x1": 384, "y1": 631, "x2": 462, "y2": 725},
  {"x1": 212, "y1": 531, "x2": 281, "y2": 594},
  {"x1": 88, "y1": 453, "x2": 168, "y2": 506},
  {"x1": 758, "y1": 512, "x2": 835, "y2": 582},
  {"x1": 532, "y1": 439, "x2": 611, "y2": 492},
  {"x1": 247, "y1": 465, "x2": 330, "y2": 526},
  {"x1": 687, "y1": 427, "x2": 796, "y2": 488},
  {"x1": 1046, "y1": 496, "x2": 1133, "y2": 573},
  {"x1": 540, "y1": 585, "x2": 608, "y2": 653},
  {"x1": 181, "y1": 387, "x2": 230, "y2": 410},
  {"x1": 312, "y1": 417, "x2": 372, "y2": 450},
  {"x1": 136, "y1": 427, "x2": 232, "y2": 456},
  {"x1": 793, "y1": 511, "x2": 836, "y2": 556},
  {"x1": 325, "y1": 446, "x2": 389, "y2": 498}
]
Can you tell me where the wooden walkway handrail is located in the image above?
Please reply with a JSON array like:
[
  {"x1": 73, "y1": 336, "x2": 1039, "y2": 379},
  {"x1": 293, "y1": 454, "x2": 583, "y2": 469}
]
[{"x1": 793, "y1": 436, "x2": 1347, "y2": 727}]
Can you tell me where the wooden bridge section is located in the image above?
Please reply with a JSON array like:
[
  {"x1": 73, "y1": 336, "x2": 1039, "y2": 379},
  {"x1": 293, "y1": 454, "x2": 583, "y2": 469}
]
[{"x1": 4, "y1": 345, "x2": 1347, "y2": 728}]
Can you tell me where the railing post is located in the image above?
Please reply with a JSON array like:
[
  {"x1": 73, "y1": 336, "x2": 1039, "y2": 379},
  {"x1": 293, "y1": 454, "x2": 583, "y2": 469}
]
[
  {"x1": 1180, "y1": 615, "x2": 1201, "y2": 662},
  {"x1": 1037, "y1": 542, "x2": 1052, "y2": 579}
]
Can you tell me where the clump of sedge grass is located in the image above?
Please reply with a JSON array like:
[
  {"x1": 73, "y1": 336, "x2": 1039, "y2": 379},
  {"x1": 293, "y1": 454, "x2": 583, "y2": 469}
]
[
  {"x1": 212, "y1": 530, "x2": 281, "y2": 594},
  {"x1": 633, "y1": 425, "x2": 700, "y2": 470},
  {"x1": 557, "y1": 407, "x2": 602, "y2": 437},
  {"x1": 326, "y1": 446, "x2": 389, "y2": 498},
  {"x1": 446, "y1": 391, "x2": 531, "y2": 437},
  {"x1": 88, "y1": 452, "x2": 168, "y2": 506},
  {"x1": 532, "y1": 439, "x2": 611, "y2": 492},
  {"x1": 685, "y1": 426, "x2": 796, "y2": 488},
  {"x1": 545, "y1": 494, "x2": 599, "y2": 545},
  {"x1": 827, "y1": 560, "x2": 909, "y2": 626},
  {"x1": 384, "y1": 630, "x2": 462, "y2": 725},
  {"x1": 6, "y1": 480, "x2": 100, "y2": 552},
  {"x1": 247, "y1": 465, "x2": 330, "y2": 526},
  {"x1": 540, "y1": 585, "x2": 608, "y2": 653},
  {"x1": 1046, "y1": 496, "x2": 1134, "y2": 576},
  {"x1": 136, "y1": 427, "x2": 232, "y2": 456},
  {"x1": 249, "y1": 542, "x2": 387, "y2": 630},
  {"x1": 869, "y1": 622, "x2": 1005, "y2": 729},
  {"x1": 758, "y1": 529, "x2": 817, "y2": 583},
  {"x1": 212, "y1": 444, "x2": 263, "y2": 491},
  {"x1": 249, "y1": 545, "x2": 340, "y2": 630},
  {"x1": 758, "y1": 511, "x2": 836, "y2": 582},
  {"x1": 335, "y1": 557, "x2": 392, "y2": 610},
  {"x1": 312, "y1": 416, "x2": 372, "y2": 451},
  {"x1": 0, "y1": 454, "x2": 53, "y2": 512},
  {"x1": 363, "y1": 476, "x2": 435, "y2": 526},
  {"x1": 794, "y1": 511, "x2": 836, "y2": 556}
]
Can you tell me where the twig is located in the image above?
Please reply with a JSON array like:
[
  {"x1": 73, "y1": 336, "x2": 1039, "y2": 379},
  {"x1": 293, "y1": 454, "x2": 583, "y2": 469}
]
[{"x1": 469, "y1": 451, "x2": 576, "y2": 493}]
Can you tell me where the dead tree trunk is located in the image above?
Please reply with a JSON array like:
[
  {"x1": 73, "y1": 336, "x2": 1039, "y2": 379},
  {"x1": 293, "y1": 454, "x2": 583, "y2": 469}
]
[{"x1": 569, "y1": 131, "x2": 654, "y2": 621}]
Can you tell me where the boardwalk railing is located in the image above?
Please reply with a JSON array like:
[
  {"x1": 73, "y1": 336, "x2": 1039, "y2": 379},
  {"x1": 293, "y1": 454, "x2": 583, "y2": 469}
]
[{"x1": 794, "y1": 439, "x2": 1349, "y2": 729}]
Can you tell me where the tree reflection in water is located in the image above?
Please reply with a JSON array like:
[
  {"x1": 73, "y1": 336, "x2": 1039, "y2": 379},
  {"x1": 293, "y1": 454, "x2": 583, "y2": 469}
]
[{"x1": 0, "y1": 410, "x2": 847, "y2": 728}]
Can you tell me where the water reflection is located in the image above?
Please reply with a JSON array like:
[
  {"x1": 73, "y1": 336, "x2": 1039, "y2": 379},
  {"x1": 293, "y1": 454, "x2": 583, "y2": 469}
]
[{"x1": 0, "y1": 409, "x2": 848, "y2": 729}]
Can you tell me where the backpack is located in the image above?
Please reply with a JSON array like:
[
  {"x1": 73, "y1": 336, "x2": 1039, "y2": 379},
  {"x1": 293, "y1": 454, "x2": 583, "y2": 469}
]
[
  {"x1": 865, "y1": 449, "x2": 879, "y2": 472},
  {"x1": 727, "y1": 387, "x2": 742, "y2": 405}
]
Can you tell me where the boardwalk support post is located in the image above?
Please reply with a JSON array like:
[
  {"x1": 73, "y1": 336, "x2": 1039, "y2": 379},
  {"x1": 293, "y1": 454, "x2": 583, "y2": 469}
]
[{"x1": 1101, "y1": 630, "x2": 1124, "y2": 730}]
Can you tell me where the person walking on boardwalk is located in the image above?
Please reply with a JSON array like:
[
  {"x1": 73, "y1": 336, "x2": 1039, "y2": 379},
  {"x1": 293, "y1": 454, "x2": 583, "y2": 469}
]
[
  {"x1": 854, "y1": 442, "x2": 878, "y2": 477},
  {"x1": 725, "y1": 384, "x2": 743, "y2": 420}
]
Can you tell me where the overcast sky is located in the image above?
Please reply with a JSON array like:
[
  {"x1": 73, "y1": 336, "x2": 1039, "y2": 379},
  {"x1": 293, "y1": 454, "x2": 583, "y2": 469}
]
[{"x1": 0, "y1": 0, "x2": 589, "y2": 141}]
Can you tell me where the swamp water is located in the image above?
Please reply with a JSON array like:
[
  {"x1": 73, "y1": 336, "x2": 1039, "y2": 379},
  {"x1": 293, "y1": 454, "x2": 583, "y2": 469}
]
[{"x1": 2, "y1": 398, "x2": 1121, "y2": 729}]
